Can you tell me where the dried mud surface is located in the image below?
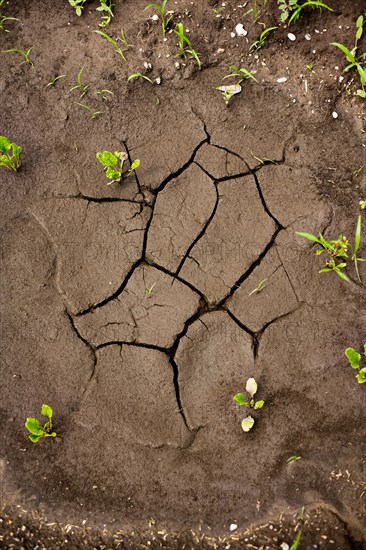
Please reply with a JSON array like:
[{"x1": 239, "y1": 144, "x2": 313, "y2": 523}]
[{"x1": 1, "y1": 0, "x2": 366, "y2": 548}]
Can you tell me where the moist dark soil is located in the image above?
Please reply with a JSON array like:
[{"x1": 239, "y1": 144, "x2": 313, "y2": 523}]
[{"x1": 1, "y1": 0, "x2": 365, "y2": 548}]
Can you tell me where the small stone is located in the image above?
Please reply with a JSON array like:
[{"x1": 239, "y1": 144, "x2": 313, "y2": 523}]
[
  {"x1": 229, "y1": 523, "x2": 238, "y2": 532},
  {"x1": 230, "y1": 32, "x2": 236, "y2": 38},
  {"x1": 277, "y1": 77, "x2": 288, "y2": 83},
  {"x1": 280, "y1": 543, "x2": 290, "y2": 550},
  {"x1": 151, "y1": 14, "x2": 159, "y2": 21},
  {"x1": 235, "y1": 23, "x2": 247, "y2": 36},
  {"x1": 305, "y1": 34, "x2": 311, "y2": 40},
  {"x1": 332, "y1": 111, "x2": 338, "y2": 119},
  {"x1": 155, "y1": 77, "x2": 161, "y2": 85},
  {"x1": 217, "y1": 48, "x2": 225, "y2": 54},
  {"x1": 288, "y1": 33, "x2": 296, "y2": 41}
]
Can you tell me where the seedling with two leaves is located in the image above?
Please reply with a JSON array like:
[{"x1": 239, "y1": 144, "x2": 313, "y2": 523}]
[
  {"x1": 4, "y1": 47, "x2": 33, "y2": 65},
  {"x1": 145, "y1": 0, "x2": 172, "y2": 36},
  {"x1": 331, "y1": 15, "x2": 366, "y2": 98},
  {"x1": 68, "y1": 67, "x2": 89, "y2": 97},
  {"x1": 96, "y1": 150, "x2": 140, "y2": 184},
  {"x1": 296, "y1": 214, "x2": 365, "y2": 283},
  {"x1": 278, "y1": 0, "x2": 333, "y2": 25},
  {"x1": 174, "y1": 23, "x2": 202, "y2": 69},
  {"x1": 0, "y1": 135, "x2": 22, "y2": 171},
  {"x1": 345, "y1": 344, "x2": 366, "y2": 384},
  {"x1": 94, "y1": 29, "x2": 131, "y2": 62},
  {"x1": 25, "y1": 404, "x2": 56, "y2": 443},
  {"x1": 250, "y1": 26, "x2": 278, "y2": 51},
  {"x1": 233, "y1": 378, "x2": 265, "y2": 433},
  {"x1": 216, "y1": 66, "x2": 257, "y2": 105},
  {"x1": 128, "y1": 73, "x2": 154, "y2": 84}
]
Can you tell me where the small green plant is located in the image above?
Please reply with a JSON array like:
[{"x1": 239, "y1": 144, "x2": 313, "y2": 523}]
[
  {"x1": 95, "y1": 88, "x2": 114, "y2": 100},
  {"x1": 96, "y1": 0, "x2": 114, "y2": 27},
  {"x1": 307, "y1": 63, "x2": 314, "y2": 71},
  {"x1": 250, "y1": 152, "x2": 277, "y2": 165},
  {"x1": 248, "y1": 278, "x2": 267, "y2": 296},
  {"x1": 68, "y1": 0, "x2": 88, "y2": 16},
  {"x1": 360, "y1": 199, "x2": 366, "y2": 210},
  {"x1": 96, "y1": 150, "x2": 140, "y2": 184},
  {"x1": 233, "y1": 378, "x2": 265, "y2": 433},
  {"x1": 278, "y1": 0, "x2": 333, "y2": 25},
  {"x1": 68, "y1": 67, "x2": 88, "y2": 97},
  {"x1": 287, "y1": 455, "x2": 301, "y2": 463},
  {"x1": 0, "y1": 135, "x2": 22, "y2": 171},
  {"x1": 354, "y1": 166, "x2": 364, "y2": 177},
  {"x1": 0, "y1": 0, "x2": 20, "y2": 32},
  {"x1": 77, "y1": 102, "x2": 102, "y2": 119},
  {"x1": 216, "y1": 66, "x2": 257, "y2": 105},
  {"x1": 296, "y1": 215, "x2": 365, "y2": 283},
  {"x1": 215, "y1": 84, "x2": 242, "y2": 106},
  {"x1": 290, "y1": 530, "x2": 302, "y2": 550},
  {"x1": 145, "y1": 283, "x2": 156, "y2": 297},
  {"x1": 345, "y1": 344, "x2": 366, "y2": 384},
  {"x1": 331, "y1": 15, "x2": 366, "y2": 98},
  {"x1": 223, "y1": 65, "x2": 258, "y2": 84},
  {"x1": 174, "y1": 23, "x2": 202, "y2": 69},
  {"x1": 145, "y1": 0, "x2": 172, "y2": 36},
  {"x1": 47, "y1": 74, "x2": 65, "y2": 88},
  {"x1": 4, "y1": 47, "x2": 33, "y2": 65},
  {"x1": 25, "y1": 404, "x2": 56, "y2": 443},
  {"x1": 127, "y1": 73, "x2": 154, "y2": 84},
  {"x1": 94, "y1": 29, "x2": 131, "y2": 62},
  {"x1": 250, "y1": 26, "x2": 278, "y2": 51}
]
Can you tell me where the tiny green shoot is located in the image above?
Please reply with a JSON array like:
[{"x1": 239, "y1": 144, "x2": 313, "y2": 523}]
[
  {"x1": 278, "y1": 0, "x2": 333, "y2": 25},
  {"x1": 94, "y1": 29, "x2": 131, "y2": 62},
  {"x1": 287, "y1": 455, "x2": 301, "y2": 463},
  {"x1": 0, "y1": 135, "x2": 22, "y2": 172},
  {"x1": 360, "y1": 199, "x2": 366, "y2": 210},
  {"x1": 68, "y1": 0, "x2": 88, "y2": 17},
  {"x1": 77, "y1": 103, "x2": 102, "y2": 119},
  {"x1": 307, "y1": 63, "x2": 314, "y2": 72},
  {"x1": 250, "y1": 152, "x2": 277, "y2": 165},
  {"x1": 290, "y1": 530, "x2": 302, "y2": 550},
  {"x1": 217, "y1": 66, "x2": 257, "y2": 105},
  {"x1": 47, "y1": 74, "x2": 65, "y2": 87},
  {"x1": 250, "y1": 26, "x2": 278, "y2": 51},
  {"x1": 0, "y1": 0, "x2": 20, "y2": 33},
  {"x1": 248, "y1": 278, "x2": 268, "y2": 296},
  {"x1": 95, "y1": 88, "x2": 114, "y2": 100},
  {"x1": 96, "y1": 0, "x2": 114, "y2": 27},
  {"x1": 354, "y1": 165, "x2": 364, "y2": 177},
  {"x1": 96, "y1": 150, "x2": 140, "y2": 184},
  {"x1": 68, "y1": 67, "x2": 88, "y2": 97},
  {"x1": 233, "y1": 377, "x2": 265, "y2": 433},
  {"x1": 345, "y1": 344, "x2": 366, "y2": 384},
  {"x1": 144, "y1": 0, "x2": 172, "y2": 36},
  {"x1": 25, "y1": 404, "x2": 56, "y2": 443},
  {"x1": 4, "y1": 47, "x2": 33, "y2": 65},
  {"x1": 127, "y1": 73, "x2": 154, "y2": 84},
  {"x1": 145, "y1": 283, "x2": 156, "y2": 297},
  {"x1": 223, "y1": 65, "x2": 258, "y2": 83},
  {"x1": 215, "y1": 84, "x2": 242, "y2": 106},
  {"x1": 174, "y1": 23, "x2": 202, "y2": 69}
]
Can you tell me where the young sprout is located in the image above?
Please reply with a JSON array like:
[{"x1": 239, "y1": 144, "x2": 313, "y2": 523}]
[
  {"x1": 144, "y1": 0, "x2": 172, "y2": 36},
  {"x1": 96, "y1": 150, "x2": 140, "y2": 184},
  {"x1": 145, "y1": 282, "x2": 156, "y2": 297},
  {"x1": 360, "y1": 199, "x2": 366, "y2": 210},
  {"x1": 174, "y1": 23, "x2": 202, "y2": 69},
  {"x1": 0, "y1": 0, "x2": 20, "y2": 33},
  {"x1": 215, "y1": 84, "x2": 242, "y2": 106},
  {"x1": 96, "y1": 0, "x2": 114, "y2": 28},
  {"x1": 47, "y1": 74, "x2": 65, "y2": 87},
  {"x1": 68, "y1": 0, "x2": 88, "y2": 17},
  {"x1": 250, "y1": 152, "x2": 277, "y2": 165},
  {"x1": 248, "y1": 278, "x2": 268, "y2": 296},
  {"x1": 127, "y1": 73, "x2": 154, "y2": 84},
  {"x1": 233, "y1": 377, "x2": 265, "y2": 433},
  {"x1": 4, "y1": 47, "x2": 33, "y2": 65},
  {"x1": 77, "y1": 103, "x2": 102, "y2": 119},
  {"x1": 25, "y1": 404, "x2": 56, "y2": 443},
  {"x1": 287, "y1": 455, "x2": 301, "y2": 463},
  {"x1": 290, "y1": 530, "x2": 302, "y2": 550},
  {"x1": 249, "y1": 26, "x2": 278, "y2": 51},
  {"x1": 95, "y1": 88, "x2": 114, "y2": 100},
  {"x1": 0, "y1": 135, "x2": 22, "y2": 172},
  {"x1": 68, "y1": 67, "x2": 88, "y2": 97},
  {"x1": 223, "y1": 66, "x2": 258, "y2": 83},
  {"x1": 94, "y1": 29, "x2": 131, "y2": 62},
  {"x1": 278, "y1": 0, "x2": 333, "y2": 25},
  {"x1": 345, "y1": 344, "x2": 366, "y2": 384}
]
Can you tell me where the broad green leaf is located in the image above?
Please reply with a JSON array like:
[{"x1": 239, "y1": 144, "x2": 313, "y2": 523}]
[
  {"x1": 345, "y1": 347, "x2": 361, "y2": 369},
  {"x1": 356, "y1": 368, "x2": 366, "y2": 383},
  {"x1": 319, "y1": 267, "x2": 333, "y2": 273},
  {"x1": 11, "y1": 143, "x2": 22, "y2": 160},
  {"x1": 96, "y1": 151, "x2": 118, "y2": 167},
  {"x1": 295, "y1": 231, "x2": 321, "y2": 244},
  {"x1": 357, "y1": 89, "x2": 366, "y2": 98},
  {"x1": 105, "y1": 167, "x2": 121, "y2": 181},
  {"x1": 25, "y1": 418, "x2": 43, "y2": 436},
  {"x1": 41, "y1": 404, "x2": 53, "y2": 419},
  {"x1": 241, "y1": 416, "x2": 255, "y2": 432},
  {"x1": 331, "y1": 42, "x2": 355, "y2": 64},
  {"x1": 0, "y1": 136, "x2": 12, "y2": 153},
  {"x1": 245, "y1": 377, "x2": 257, "y2": 398},
  {"x1": 356, "y1": 15, "x2": 364, "y2": 41},
  {"x1": 233, "y1": 393, "x2": 247, "y2": 406},
  {"x1": 29, "y1": 434, "x2": 41, "y2": 443},
  {"x1": 254, "y1": 400, "x2": 265, "y2": 410},
  {"x1": 334, "y1": 268, "x2": 350, "y2": 282}
]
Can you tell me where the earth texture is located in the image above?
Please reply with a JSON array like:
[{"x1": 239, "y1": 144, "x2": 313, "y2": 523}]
[{"x1": 1, "y1": 0, "x2": 366, "y2": 548}]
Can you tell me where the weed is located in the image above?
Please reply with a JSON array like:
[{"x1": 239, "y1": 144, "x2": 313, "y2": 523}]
[
  {"x1": 25, "y1": 404, "x2": 56, "y2": 443},
  {"x1": 145, "y1": 0, "x2": 172, "y2": 36},
  {"x1": 94, "y1": 29, "x2": 131, "y2": 62},
  {"x1": 68, "y1": 0, "x2": 88, "y2": 16},
  {"x1": 278, "y1": 0, "x2": 333, "y2": 25},
  {"x1": 345, "y1": 344, "x2": 366, "y2": 384},
  {"x1": 128, "y1": 73, "x2": 154, "y2": 84},
  {"x1": 331, "y1": 15, "x2": 366, "y2": 98},
  {"x1": 96, "y1": 150, "x2": 140, "y2": 184},
  {"x1": 0, "y1": 0, "x2": 20, "y2": 32},
  {"x1": 248, "y1": 278, "x2": 267, "y2": 296},
  {"x1": 287, "y1": 455, "x2": 301, "y2": 463},
  {"x1": 96, "y1": 0, "x2": 114, "y2": 27},
  {"x1": 68, "y1": 67, "x2": 88, "y2": 97},
  {"x1": 47, "y1": 74, "x2": 65, "y2": 87},
  {"x1": 174, "y1": 23, "x2": 202, "y2": 69},
  {"x1": 4, "y1": 47, "x2": 33, "y2": 65},
  {"x1": 77, "y1": 102, "x2": 102, "y2": 119},
  {"x1": 233, "y1": 378, "x2": 265, "y2": 433},
  {"x1": 250, "y1": 26, "x2": 278, "y2": 51},
  {"x1": 296, "y1": 215, "x2": 365, "y2": 283},
  {"x1": 0, "y1": 135, "x2": 22, "y2": 171},
  {"x1": 290, "y1": 530, "x2": 302, "y2": 550}
]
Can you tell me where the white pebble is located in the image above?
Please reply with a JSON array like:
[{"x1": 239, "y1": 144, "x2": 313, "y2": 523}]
[
  {"x1": 229, "y1": 523, "x2": 238, "y2": 532},
  {"x1": 332, "y1": 111, "x2": 338, "y2": 119},
  {"x1": 277, "y1": 77, "x2": 288, "y2": 83},
  {"x1": 151, "y1": 14, "x2": 159, "y2": 21},
  {"x1": 235, "y1": 23, "x2": 247, "y2": 36},
  {"x1": 230, "y1": 31, "x2": 236, "y2": 38},
  {"x1": 288, "y1": 33, "x2": 296, "y2": 41},
  {"x1": 155, "y1": 77, "x2": 161, "y2": 85},
  {"x1": 305, "y1": 34, "x2": 311, "y2": 40},
  {"x1": 280, "y1": 544, "x2": 290, "y2": 550}
]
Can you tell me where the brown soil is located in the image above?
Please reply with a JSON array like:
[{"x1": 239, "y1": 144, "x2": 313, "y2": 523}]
[{"x1": 1, "y1": 0, "x2": 366, "y2": 548}]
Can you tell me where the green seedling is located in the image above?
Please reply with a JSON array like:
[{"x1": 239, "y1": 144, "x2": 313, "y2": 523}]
[
  {"x1": 296, "y1": 215, "x2": 365, "y2": 283},
  {"x1": 331, "y1": 15, "x2": 366, "y2": 98},
  {"x1": 248, "y1": 278, "x2": 267, "y2": 296},
  {"x1": 354, "y1": 166, "x2": 364, "y2": 177},
  {"x1": 77, "y1": 102, "x2": 102, "y2": 119},
  {"x1": 145, "y1": 283, "x2": 156, "y2": 297},
  {"x1": 290, "y1": 530, "x2": 302, "y2": 550},
  {"x1": 0, "y1": 135, "x2": 22, "y2": 171},
  {"x1": 4, "y1": 47, "x2": 33, "y2": 65},
  {"x1": 96, "y1": 88, "x2": 114, "y2": 100},
  {"x1": 345, "y1": 344, "x2": 366, "y2": 384},
  {"x1": 96, "y1": 0, "x2": 114, "y2": 27},
  {"x1": 360, "y1": 199, "x2": 366, "y2": 209},
  {"x1": 25, "y1": 404, "x2": 56, "y2": 443},
  {"x1": 233, "y1": 377, "x2": 265, "y2": 433},
  {"x1": 223, "y1": 65, "x2": 258, "y2": 83},
  {"x1": 127, "y1": 73, "x2": 154, "y2": 84},
  {"x1": 94, "y1": 29, "x2": 131, "y2": 62},
  {"x1": 145, "y1": 0, "x2": 172, "y2": 36},
  {"x1": 278, "y1": 0, "x2": 333, "y2": 24},
  {"x1": 243, "y1": 0, "x2": 268, "y2": 24},
  {"x1": 47, "y1": 74, "x2": 65, "y2": 87},
  {"x1": 250, "y1": 152, "x2": 277, "y2": 165},
  {"x1": 68, "y1": 67, "x2": 88, "y2": 97},
  {"x1": 96, "y1": 150, "x2": 140, "y2": 184},
  {"x1": 68, "y1": 0, "x2": 88, "y2": 16},
  {"x1": 174, "y1": 23, "x2": 202, "y2": 69},
  {"x1": 250, "y1": 26, "x2": 278, "y2": 51},
  {"x1": 0, "y1": 0, "x2": 20, "y2": 32},
  {"x1": 307, "y1": 63, "x2": 314, "y2": 71},
  {"x1": 215, "y1": 84, "x2": 242, "y2": 106},
  {"x1": 287, "y1": 455, "x2": 301, "y2": 463}
]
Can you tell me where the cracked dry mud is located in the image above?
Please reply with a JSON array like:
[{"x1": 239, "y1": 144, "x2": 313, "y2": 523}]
[{"x1": 1, "y1": 1, "x2": 366, "y2": 547}]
